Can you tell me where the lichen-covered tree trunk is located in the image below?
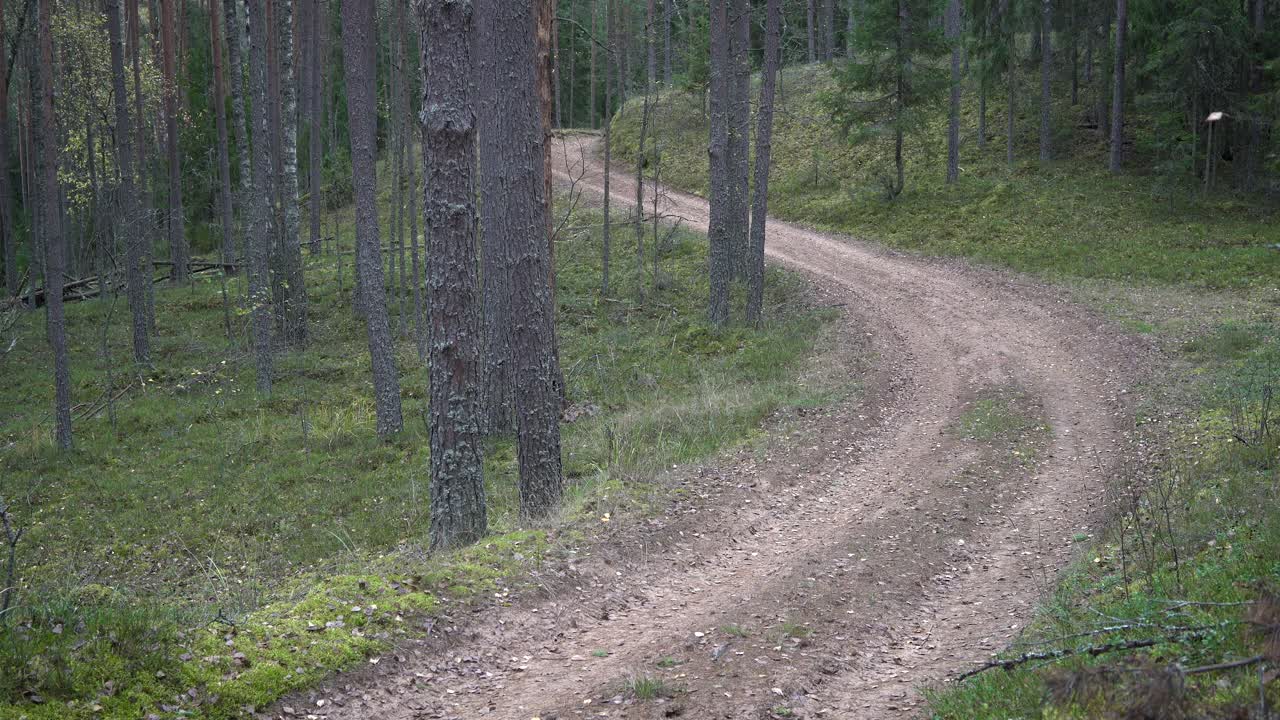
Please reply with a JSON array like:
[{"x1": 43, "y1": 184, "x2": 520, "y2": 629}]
[
  {"x1": 276, "y1": 0, "x2": 308, "y2": 346},
  {"x1": 108, "y1": 0, "x2": 150, "y2": 365},
  {"x1": 247, "y1": 0, "x2": 276, "y2": 395},
  {"x1": 161, "y1": 0, "x2": 187, "y2": 284},
  {"x1": 747, "y1": 0, "x2": 781, "y2": 326},
  {"x1": 342, "y1": 0, "x2": 403, "y2": 437},
  {"x1": 225, "y1": 0, "x2": 249, "y2": 273},
  {"x1": 211, "y1": 0, "x2": 236, "y2": 271},
  {"x1": 0, "y1": 1, "x2": 16, "y2": 298},
  {"x1": 308, "y1": 0, "x2": 322, "y2": 255},
  {"x1": 824, "y1": 0, "x2": 835, "y2": 61},
  {"x1": 478, "y1": 0, "x2": 565, "y2": 518},
  {"x1": 403, "y1": 0, "x2": 425, "y2": 363},
  {"x1": 707, "y1": 0, "x2": 731, "y2": 326},
  {"x1": 1039, "y1": 0, "x2": 1052, "y2": 162},
  {"x1": 807, "y1": 0, "x2": 816, "y2": 63},
  {"x1": 420, "y1": 0, "x2": 488, "y2": 551},
  {"x1": 127, "y1": 0, "x2": 155, "y2": 331},
  {"x1": 31, "y1": 0, "x2": 71, "y2": 449},
  {"x1": 479, "y1": 20, "x2": 515, "y2": 435},
  {"x1": 728, "y1": 0, "x2": 751, "y2": 280},
  {"x1": 946, "y1": 0, "x2": 962, "y2": 184},
  {"x1": 1109, "y1": 0, "x2": 1126, "y2": 172}
]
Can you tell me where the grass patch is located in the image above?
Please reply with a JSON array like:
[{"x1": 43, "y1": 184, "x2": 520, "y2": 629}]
[
  {"x1": 720, "y1": 623, "x2": 749, "y2": 637},
  {"x1": 953, "y1": 389, "x2": 1044, "y2": 443},
  {"x1": 0, "y1": 190, "x2": 840, "y2": 716},
  {"x1": 778, "y1": 620, "x2": 811, "y2": 639},
  {"x1": 655, "y1": 656, "x2": 684, "y2": 669},
  {"x1": 624, "y1": 674, "x2": 676, "y2": 701},
  {"x1": 611, "y1": 64, "x2": 1280, "y2": 290}
]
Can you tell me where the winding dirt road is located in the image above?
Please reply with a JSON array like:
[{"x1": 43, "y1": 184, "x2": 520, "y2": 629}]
[{"x1": 278, "y1": 136, "x2": 1144, "y2": 720}]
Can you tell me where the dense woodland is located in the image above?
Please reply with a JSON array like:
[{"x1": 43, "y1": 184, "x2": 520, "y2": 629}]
[{"x1": 0, "y1": 0, "x2": 1278, "y2": 717}]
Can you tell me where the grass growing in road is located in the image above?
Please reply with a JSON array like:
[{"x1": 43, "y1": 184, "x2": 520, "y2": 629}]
[
  {"x1": 0, "y1": 198, "x2": 839, "y2": 718},
  {"x1": 926, "y1": 320, "x2": 1280, "y2": 719}
]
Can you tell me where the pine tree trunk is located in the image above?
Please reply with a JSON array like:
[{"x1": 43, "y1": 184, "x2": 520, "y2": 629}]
[
  {"x1": 590, "y1": 0, "x2": 597, "y2": 128},
  {"x1": 0, "y1": 0, "x2": 16, "y2": 299},
  {"x1": 1069, "y1": 0, "x2": 1078, "y2": 105},
  {"x1": 824, "y1": 0, "x2": 835, "y2": 61},
  {"x1": 420, "y1": 0, "x2": 488, "y2": 552},
  {"x1": 225, "y1": 0, "x2": 249, "y2": 273},
  {"x1": 946, "y1": 0, "x2": 961, "y2": 183},
  {"x1": 1039, "y1": 0, "x2": 1052, "y2": 162},
  {"x1": 277, "y1": 0, "x2": 307, "y2": 346},
  {"x1": 161, "y1": 0, "x2": 187, "y2": 284},
  {"x1": 663, "y1": 0, "x2": 672, "y2": 86},
  {"x1": 746, "y1": 0, "x2": 780, "y2": 325},
  {"x1": 108, "y1": 0, "x2": 150, "y2": 364},
  {"x1": 392, "y1": 0, "x2": 407, "y2": 340},
  {"x1": 728, "y1": 0, "x2": 751, "y2": 280},
  {"x1": 478, "y1": 0, "x2": 566, "y2": 518},
  {"x1": 308, "y1": 0, "x2": 322, "y2": 254},
  {"x1": 707, "y1": 0, "x2": 731, "y2": 326},
  {"x1": 536, "y1": 0, "x2": 568, "y2": 405},
  {"x1": 342, "y1": 0, "x2": 403, "y2": 436},
  {"x1": 403, "y1": 0, "x2": 425, "y2": 363},
  {"x1": 126, "y1": 0, "x2": 155, "y2": 330},
  {"x1": 602, "y1": 0, "x2": 612, "y2": 295},
  {"x1": 807, "y1": 0, "x2": 816, "y2": 63},
  {"x1": 1108, "y1": 0, "x2": 1126, "y2": 172},
  {"x1": 211, "y1": 0, "x2": 235, "y2": 273},
  {"x1": 647, "y1": 0, "x2": 657, "y2": 87},
  {"x1": 247, "y1": 0, "x2": 276, "y2": 395},
  {"x1": 32, "y1": 0, "x2": 71, "y2": 449}
]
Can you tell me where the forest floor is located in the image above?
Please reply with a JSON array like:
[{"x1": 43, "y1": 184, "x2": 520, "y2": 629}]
[{"x1": 272, "y1": 135, "x2": 1149, "y2": 719}]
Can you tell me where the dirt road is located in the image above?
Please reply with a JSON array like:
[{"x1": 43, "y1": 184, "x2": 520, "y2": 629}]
[{"x1": 278, "y1": 136, "x2": 1142, "y2": 719}]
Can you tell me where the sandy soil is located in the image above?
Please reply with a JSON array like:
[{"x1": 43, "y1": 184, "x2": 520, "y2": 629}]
[{"x1": 270, "y1": 136, "x2": 1147, "y2": 720}]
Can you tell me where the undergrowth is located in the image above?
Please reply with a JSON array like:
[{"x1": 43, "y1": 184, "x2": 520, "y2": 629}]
[{"x1": 0, "y1": 190, "x2": 839, "y2": 717}]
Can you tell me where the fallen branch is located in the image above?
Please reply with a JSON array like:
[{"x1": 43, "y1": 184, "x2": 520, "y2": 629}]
[
  {"x1": 955, "y1": 632, "x2": 1209, "y2": 682},
  {"x1": 1183, "y1": 654, "x2": 1266, "y2": 675}
]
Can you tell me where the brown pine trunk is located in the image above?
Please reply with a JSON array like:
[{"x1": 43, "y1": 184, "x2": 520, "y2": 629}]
[
  {"x1": 1109, "y1": 0, "x2": 1126, "y2": 172},
  {"x1": 0, "y1": 0, "x2": 15, "y2": 298},
  {"x1": 211, "y1": 0, "x2": 235, "y2": 270},
  {"x1": 161, "y1": 0, "x2": 186, "y2": 284},
  {"x1": 478, "y1": 0, "x2": 566, "y2": 518},
  {"x1": 746, "y1": 0, "x2": 781, "y2": 325},
  {"x1": 247, "y1": 0, "x2": 276, "y2": 394},
  {"x1": 707, "y1": 0, "x2": 731, "y2": 325},
  {"x1": 420, "y1": 0, "x2": 488, "y2": 551},
  {"x1": 342, "y1": 0, "x2": 404, "y2": 436},
  {"x1": 32, "y1": 0, "x2": 71, "y2": 448},
  {"x1": 109, "y1": 0, "x2": 150, "y2": 363}
]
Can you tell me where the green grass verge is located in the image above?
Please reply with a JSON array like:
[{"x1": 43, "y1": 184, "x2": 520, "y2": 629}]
[
  {"x1": 0, "y1": 196, "x2": 840, "y2": 718},
  {"x1": 612, "y1": 63, "x2": 1279, "y2": 289}
]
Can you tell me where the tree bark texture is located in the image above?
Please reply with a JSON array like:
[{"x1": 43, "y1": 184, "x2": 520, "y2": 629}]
[
  {"x1": 707, "y1": 0, "x2": 731, "y2": 326},
  {"x1": 211, "y1": 0, "x2": 236, "y2": 270},
  {"x1": 1039, "y1": 0, "x2": 1052, "y2": 162},
  {"x1": 276, "y1": 0, "x2": 308, "y2": 346},
  {"x1": 946, "y1": 0, "x2": 961, "y2": 183},
  {"x1": 161, "y1": 0, "x2": 186, "y2": 284},
  {"x1": 248, "y1": 0, "x2": 277, "y2": 395},
  {"x1": 32, "y1": 0, "x2": 71, "y2": 449},
  {"x1": 342, "y1": 0, "x2": 404, "y2": 436},
  {"x1": 478, "y1": 0, "x2": 566, "y2": 518},
  {"x1": 107, "y1": 0, "x2": 150, "y2": 364},
  {"x1": 420, "y1": 0, "x2": 488, "y2": 552},
  {"x1": 1109, "y1": 0, "x2": 1126, "y2": 172},
  {"x1": 747, "y1": 0, "x2": 781, "y2": 326}
]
